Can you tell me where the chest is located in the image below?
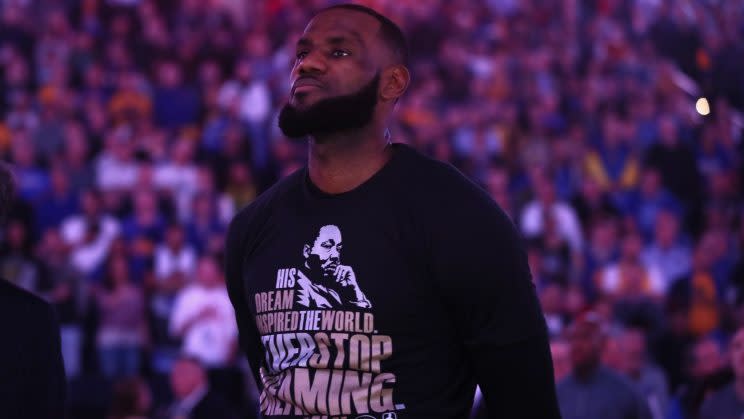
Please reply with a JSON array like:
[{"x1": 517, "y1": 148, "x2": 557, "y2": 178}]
[{"x1": 240, "y1": 208, "x2": 441, "y2": 338}]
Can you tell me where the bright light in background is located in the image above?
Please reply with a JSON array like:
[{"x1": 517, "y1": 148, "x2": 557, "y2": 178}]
[{"x1": 696, "y1": 97, "x2": 711, "y2": 116}]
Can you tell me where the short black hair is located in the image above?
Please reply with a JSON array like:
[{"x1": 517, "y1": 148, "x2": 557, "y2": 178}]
[
  {"x1": 0, "y1": 162, "x2": 15, "y2": 224},
  {"x1": 318, "y1": 3, "x2": 409, "y2": 67}
]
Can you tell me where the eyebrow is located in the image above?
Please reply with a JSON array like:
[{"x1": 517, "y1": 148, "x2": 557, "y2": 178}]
[{"x1": 296, "y1": 30, "x2": 365, "y2": 49}]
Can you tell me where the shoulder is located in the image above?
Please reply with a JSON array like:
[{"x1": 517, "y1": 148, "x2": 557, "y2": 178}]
[
  {"x1": 0, "y1": 279, "x2": 55, "y2": 322},
  {"x1": 395, "y1": 144, "x2": 503, "y2": 217},
  {"x1": 229, "y1": 169, "x2": 303, "y2": 231}
]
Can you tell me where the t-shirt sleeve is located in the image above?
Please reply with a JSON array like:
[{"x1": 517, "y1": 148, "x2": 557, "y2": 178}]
[
  {"x1": 224, "y1": 207, "x2": 268, "y2": 389},
  {"x1": 426, "y1": 166, "x2": 560, "y2": 417}
]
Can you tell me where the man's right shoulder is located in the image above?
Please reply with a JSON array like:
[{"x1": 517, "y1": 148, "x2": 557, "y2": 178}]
[
  {"x1": 0, "y1": 279, "x2": 56, "y2": 326},
  {"x1": 229, "y1": 169, "x2": 304, "y2": 230}
]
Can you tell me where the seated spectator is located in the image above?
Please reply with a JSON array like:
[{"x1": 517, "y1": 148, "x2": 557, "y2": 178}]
[
  {"x1": 34, "y1": 161, "x2": 79, "y2": 237},
  {"x1": 620, "y1": 166, "x2": 682, "y2": 241},
  {"x1": 185, "y1": 192, "x2": 226, "y2": 255},
  {"x1": 150, "y1": 223, "x2": 196, "y2": 344},
  {"x1": 167, "y1": 356, "x2": 239, "y2": 419},
  {"x1": 37, "y1": 227, "x2": 85, "y2": 379},
  {"x1": 93, "y1": 253, "x2": 148, "y2": 380},
  {"x1": 121, "y1": 189, "x2": 166, "y2": 281},
  {"x1": 667, "y1": 337, "x2": 729, "y2": 419},
  {"x1": 617, "y1": 328, "x2": 670, "y2": 419},
  {"x1": 668, "y1": 233, "x2": 724, "y2": 337},
  {"x1": 169, "y1": 255, "x2": 237, "y2": 368},
  {"x1": 95, "y1": 125, "x2": 141, "y2": 192},
  {"x1": 597, "y1": 231, "x2": 664, "y2": 302},
  {"x1": 583, "y1": 112, "x2": 640, "y2": 198},
  {"x1": 641, "y1": 209, "x2": 692, "y2": 288},
  {"x1": 9, "y1": 129, "x2": 50, "y2": 202},
  {"x1": 521, "y1": 169, "x2": 584, "y2": 253},
  {"x1": 61, "y1": 187, "x2": 121, "y2": 278},
  {"x1": 557, "y1": 313, "x2": 652, "y2": 419},
  {"x1": 581, "y1": 216, "x2": 620, "y2": 301},
  {"x1": 699, "y1": 327, "x2": 744, "y2": 419}
]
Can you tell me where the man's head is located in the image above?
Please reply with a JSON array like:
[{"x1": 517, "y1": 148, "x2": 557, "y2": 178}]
[
  {"x1": 278, "y1": 4, "x2": 410, "y2": 140},
  {"x1": 0, "y1": 162, "x2": 15, "y2": 225},
  {"x1": 689, "y1": 337, "x2": 724, "y2": 379},
  {"x1": 170, "y1": 356, "x2": 207, "y2": 400},
  {"x1": 303, "y1": 225, "x2": 343, "y2": 278},
  {"x1": 618, "y1": 328, "x2": 647, "y2": 377},
  {"x1": 567, "y1": 312, "x2": 605, "y2": 375}
]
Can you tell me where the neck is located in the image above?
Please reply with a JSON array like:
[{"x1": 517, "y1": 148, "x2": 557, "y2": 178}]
[{"x1": 307, "y1": 125, "x2": 391, "y2": 194}]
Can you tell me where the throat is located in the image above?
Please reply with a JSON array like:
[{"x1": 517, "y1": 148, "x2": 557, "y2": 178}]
[{"x1": 308, "y1": 137, "x2": 392, "y2": 195}]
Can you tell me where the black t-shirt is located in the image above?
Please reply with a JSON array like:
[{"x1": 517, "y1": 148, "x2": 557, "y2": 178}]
[{"x1": 226, "y1": 143, "x2": 560, "y2": 418}]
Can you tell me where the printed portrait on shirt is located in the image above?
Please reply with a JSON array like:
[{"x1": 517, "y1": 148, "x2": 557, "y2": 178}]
[{"x1": 295, "y1": 225, "x2": 372, "y2": 309}]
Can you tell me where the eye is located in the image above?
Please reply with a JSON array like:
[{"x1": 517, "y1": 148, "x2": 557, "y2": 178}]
[
  {"x1": 295, "y1": 51, "x2": 308, "y2": 60},
  {"x1": 331, "y1": 50, "x2": 350, "y2": 58}
]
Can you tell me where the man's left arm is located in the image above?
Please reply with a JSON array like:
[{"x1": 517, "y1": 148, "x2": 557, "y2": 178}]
[
  {"x1": 27, "y1": 302, "x2": 66, "y2": 419},
  {"x1": 429, "y1": 182, "x2": 561, "y2": 418}
]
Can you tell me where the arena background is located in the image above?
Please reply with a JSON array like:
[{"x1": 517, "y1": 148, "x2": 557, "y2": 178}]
[{"x1": 1, "y1": 0, "x2": 743, "y2": 418}]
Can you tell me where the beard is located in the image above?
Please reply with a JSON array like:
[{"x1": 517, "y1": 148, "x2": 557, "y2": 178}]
[{"x1": 278, "y1": 72, "x2": 380, "y2": 140}]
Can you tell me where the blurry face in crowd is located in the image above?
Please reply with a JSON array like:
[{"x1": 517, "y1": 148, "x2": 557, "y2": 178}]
[
  {"x1": 550, "y1": 340, "x2": 571, "y2": 383},
  {"x1": 618, "y1": 329, "x2": 646, "y2": 377},
  {"x1": 171, "y1": 359, "x2": 206, "y2": 400},
  {"x1": 568, "y1": 318, "x2": 604, "y2": 374},
  {"x1": 620, "y1": 233, "x2": 642, "y2": 262},
  {"x1": 601, "y1": 334, "x2": 624, "y2": 372},
  {"x1": 278, "y1": 9, "x2": 407, "y2": 140},
  {"x1": 197, "y1": 257, "x2": 222, "y2": 287},
  {"x1": 654, "y1": 210, "x2": 680, "y2": 248},
  {"x1": 691, "y1": 339, "x2": 723, "y2": 379},
  {"x1": 730, "y1": 329, "x2": 744, "y2": 380},
  {"x1": 640, "y1": 168, "x2": 662, "y2": 197}
]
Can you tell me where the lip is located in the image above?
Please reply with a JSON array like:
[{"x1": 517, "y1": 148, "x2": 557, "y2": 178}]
[{"x1": 291, "y1": 78, "x2": 324, "y2": 95}]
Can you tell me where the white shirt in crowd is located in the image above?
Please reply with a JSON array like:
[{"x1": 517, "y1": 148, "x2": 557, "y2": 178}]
[
  {"x1": 60, "y1": 215, "x2": 121, "y2": 275},
  {"x1": 520, "y1": 201, "x2": 585, "y2": 252},
  {"x1": 169, "y1": 284, "x2": 238, "y2": 367}
]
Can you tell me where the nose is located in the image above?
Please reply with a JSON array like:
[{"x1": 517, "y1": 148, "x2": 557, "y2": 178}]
[{"x1": 293, "y1": 50, "x2": 327, "y2": 78}]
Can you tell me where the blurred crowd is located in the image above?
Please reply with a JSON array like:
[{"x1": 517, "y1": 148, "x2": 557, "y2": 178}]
[{"x1": 1, "y1": 0, "x2": 743, "y2": 418}]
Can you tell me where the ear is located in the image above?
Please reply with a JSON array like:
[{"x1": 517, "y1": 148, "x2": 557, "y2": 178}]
[
  {"x1": 380, "y1": 65, "x2": 410, "y2": 102},
  {"x1": 303, "y1": 244, "x2": 311, "y2": 258}
]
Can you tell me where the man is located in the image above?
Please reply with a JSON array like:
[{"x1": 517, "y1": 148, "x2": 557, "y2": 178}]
[
  {"x1": 226, "y1": 4, "x2": 559, "y2": 418},
  {"x1": 295, "y1": 224, "x2": 371, "y2": 309},
  {"x1": 557, "y1": 313, "x2": 652, "y2": 419},
  {"x1": 699, "y1": 327, "x2": 744, "y2": 419},
  {"x1": 617, "y1": 328, "x2": 670, "y2": 419},
  {"x1": 168, "y1": 356, "x2": 240, "y2": 419},
  {"x1": 0, "y1": 162, "x2": 66, "y2": 418}
]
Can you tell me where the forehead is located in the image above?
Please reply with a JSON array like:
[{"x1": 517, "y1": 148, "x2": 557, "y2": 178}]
[{"x1": 303, "y1": 9, "x2": 381, "y2": 43}]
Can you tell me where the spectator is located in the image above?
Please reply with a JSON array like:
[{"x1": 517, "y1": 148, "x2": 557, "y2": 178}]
[
  {"x1": 521, "y1": 169, "x2": 584, "y2": 253},
  {"x1": 641, "y1": 208, "x2": 693, "y2": 289},
  {"x1": 60, "y1": 188, "x2": 121, "y2": 278},
  {"x1": 557, "y1": 313, "x2": 652, "y2": 419},
  {"x1": 94, "y1": 253, "x2": 148, "y2": 380},
  {"x1": 597, "y1": 231, "x2": 665, "y2": 302},
  {"x1": 37, "y1": 227, "x2": 84, "y2": 379},
  {"x1": 167, "y1": 356, "x2": 239, "y2": 419},
  {"x1": 617, "y1": 328, "x2": 670, "y2": 419},
  {"x1": 169, "y1": 255, "x2": 237, "y2": 368},
  {"x1": 668, "y1": 232, "x2": 725, "y2": 338},
  {"x1": 150, "y1": 223, "x2": 196, "y2": 343},
  {"x1": 699, "y1": 327, "x2": 744, "y2": 419}
]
